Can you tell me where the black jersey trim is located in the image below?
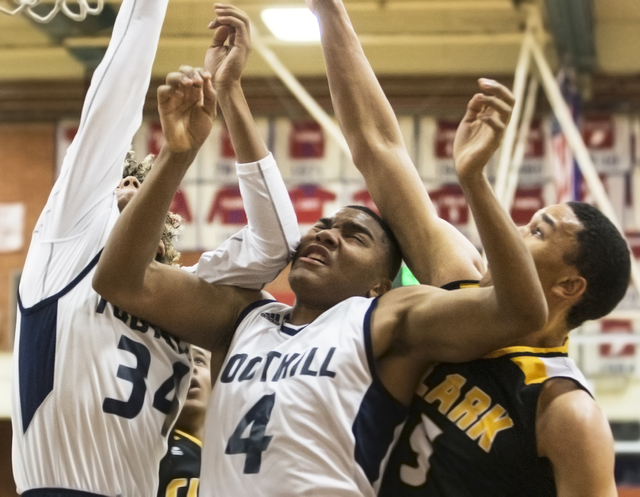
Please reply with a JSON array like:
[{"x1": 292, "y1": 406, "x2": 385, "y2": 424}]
[
  {"x1": 440, "y1": 279, "x2": 480, "y2": 291},
  {"x1": 354, "y1": 298, "x2": 409, "y2": 483},
  {"x1": 23, "y1": 489, "x2": 109, "y2": 497},
  {"x1": 234, "y1": 299, "x2": 276, "y2": 330},
  {"x1": 17, "y1": 250, "x2": 103, "y2": 434},
  {"x1": 18, "y1": 249, "x2": 103, "y2": 314},
  {"x1": 490, "y1": 351, "x2": 568, "y2": 360},
  {"x1": 361, "y1": 298, "x2": 409, "y2": 408}
]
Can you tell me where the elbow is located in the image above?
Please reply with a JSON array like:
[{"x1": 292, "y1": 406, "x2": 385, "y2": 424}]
[
  {"x1": 92, "y1": 265, "x2": 130, "y2": 308},
  {"x1": 92, "y1": 269, "x2": 110, "y2": 301},
  {"x1": 350, "y1": 139, "x2": 405, "y2": 169}
]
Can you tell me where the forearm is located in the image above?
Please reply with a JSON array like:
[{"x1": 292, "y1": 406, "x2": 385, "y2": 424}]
[
  {"x1": 196, "y1": 154, "x2": 300, "y2": 289},
  {"x1": 94, "y1": 147, "x2": 197, "y2": 299},
  {"x1": 460, "y1": 171, "x2": 547, "y2": 328},
  {"x1": 314, "y1": 0, "x2": 402, "y2": 160},
  {"x1": 216, "y1": 82, "x2": 269, "y2": 163}
]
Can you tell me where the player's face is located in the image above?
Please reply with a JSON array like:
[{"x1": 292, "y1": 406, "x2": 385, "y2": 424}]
[
  {"x1": 519, "y1": 203, "x2": 583, "y2": 289},
  {"x1": 289, "y1": 207, "x2": 392, "y2": 308},
  {"x1": 115, "y1": 175, "x2": 141, "y2": 212},
  {"x1": 183, "y1": 346, "x2": 212, "y2": 413}
]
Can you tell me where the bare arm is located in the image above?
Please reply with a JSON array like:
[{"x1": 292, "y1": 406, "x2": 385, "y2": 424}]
[
  {"x1": 93, "y1": 69, "x2": 262, "y2": 351},
  {"x1": 192, "y1": 5, "x2": 300, "y2": 289},
  {"x1": 309, "y1": 0, "x2": 482, "y2": 286},
  {"x1": 206, "y1": 5, "x2": 268, "y2": 163},
  {"x1": 537, "y1": 379, "x2": 617, "y2": 497},
  {"x1": 373, "y1": 87, "x2": 547, "y2": 403}
]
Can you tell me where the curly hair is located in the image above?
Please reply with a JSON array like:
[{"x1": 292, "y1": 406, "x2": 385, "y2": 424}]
[
  {"x1": 122, "y1": 151, "x2": 181, "y2": 266},
  {"x1": 158, "y1": 212, "x2": 182, "y2": 266},
  {"x1": 564, "y1": 202, "x2": 631, "y2": 329},
  {"x1": 122, "y1": 150, "x2": 154, "y2": 183}
]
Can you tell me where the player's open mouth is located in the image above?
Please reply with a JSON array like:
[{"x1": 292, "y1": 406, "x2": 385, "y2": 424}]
[{"x1": 299, "y1": 245, "x2": 329, "y2": 265}]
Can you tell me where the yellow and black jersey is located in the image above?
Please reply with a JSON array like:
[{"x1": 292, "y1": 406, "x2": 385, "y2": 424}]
[
  {"x1": 157, "y1": 429, "x2": 201, "y2": 497},
  {"x1": 379, "y1": 342, "x2": 591, "y2": 497}
]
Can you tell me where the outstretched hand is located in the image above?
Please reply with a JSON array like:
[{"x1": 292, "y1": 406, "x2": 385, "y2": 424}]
[
  {"x1": 453, "y1": 78, "x2": 515, "y2": 181},
  {"x1": 205, "y1": 4, "x2": 252, "y2": 90},
  {"x1": 157, "y1": 66, "x2": 216, "y2": 153}
]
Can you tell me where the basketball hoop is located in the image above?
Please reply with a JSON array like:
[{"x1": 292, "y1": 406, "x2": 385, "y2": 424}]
[{"x1": 0, "y1": 0, "x2": 104, "y2": 23}]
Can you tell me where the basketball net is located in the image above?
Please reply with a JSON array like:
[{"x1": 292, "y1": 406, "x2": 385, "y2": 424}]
[{"x1": 0, "y1": 0, "x2": 103, "y2": 23}]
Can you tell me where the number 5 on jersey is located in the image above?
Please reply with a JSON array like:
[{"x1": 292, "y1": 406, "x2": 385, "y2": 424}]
[{"x1": 226, "y1": 393, "x2": 276, "y2": 474}]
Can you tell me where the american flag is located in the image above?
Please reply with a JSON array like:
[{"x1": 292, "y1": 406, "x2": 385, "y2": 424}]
[{"x1": 550, "y1": 67, "x2": 583, "y2": 202}]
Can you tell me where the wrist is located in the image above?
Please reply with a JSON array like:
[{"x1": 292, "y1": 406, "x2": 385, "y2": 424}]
[
  {"x1": 457, "y1": 168, "x2": 487, "y2": 188},
  {"x1": 158, "y1": 146, "x2": 198, "y2": 167},
  {"x1": 314, "y1": 0, "x2": 344, "y2": 17},
  {"x1": 214, "y1": 79, "x2": 242, "y2": 96}
]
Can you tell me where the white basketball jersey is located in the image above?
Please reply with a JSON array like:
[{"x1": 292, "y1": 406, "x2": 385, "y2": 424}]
[
  {"x1": 12, "y1": 0, "x2": 177, "y2": 494},
  {"x1": 200, "y1": 297, "x2": 409, "y2": 497},
  {"x1": 14, "y1": 258, "x2": 191, "y2": 497},
  {"x1": 12, "y1": 0, "x2": 296, "y2": 493}
]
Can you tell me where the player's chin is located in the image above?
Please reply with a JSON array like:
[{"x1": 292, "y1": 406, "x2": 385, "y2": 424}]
[{"x1": 182, "y1": 397, "x2": 205, "y2": 414}]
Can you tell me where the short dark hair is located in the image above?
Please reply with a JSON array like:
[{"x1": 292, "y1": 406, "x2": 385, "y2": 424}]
[
  {"x1": 346, "y1": 205, "x2": 402, "y2": 280},
  {"x1": 564, "y1": 202, "x2": 631, "y2": 329}
]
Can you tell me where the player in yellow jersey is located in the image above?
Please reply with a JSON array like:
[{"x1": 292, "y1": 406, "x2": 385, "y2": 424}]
[{"x1": 307, "y1": 0, "x2": 630, "y2": 495}]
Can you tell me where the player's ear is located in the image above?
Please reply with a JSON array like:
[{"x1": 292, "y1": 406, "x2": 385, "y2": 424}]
[
  {"x1": 157, "y1": 240, "x2": 166, "y2": 259},
  {"x1": 551, "y1": 275, "x2": 586, "y2": 301},
  {"x1": 367, "y1": 278, "x2": 392, "y2": 298}
]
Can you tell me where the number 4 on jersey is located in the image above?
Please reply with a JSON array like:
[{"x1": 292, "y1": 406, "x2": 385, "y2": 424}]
[{"x1": 226, "y1": 393, "x2": 276, "y2": 474}]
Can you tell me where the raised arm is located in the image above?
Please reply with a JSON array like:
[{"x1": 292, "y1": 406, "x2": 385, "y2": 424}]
[
  {"x1": 45, "y1": 0, "x2": 169, "y2": 240},
  {"x1": 373, "y1": 87, "x2": 547, "y2": 404},
  {"x1": 309, "y1": 0, "x2": 482, "y2": 286},
  {"x1": 93, "y1": 69, "x2": 262, "y2": 351},
  {"x1": 193, "y1": 5, "x2": 300, "y2": 289},
  {"x1": 21, "y1": 0, "x2": 171, "y2": 306}
]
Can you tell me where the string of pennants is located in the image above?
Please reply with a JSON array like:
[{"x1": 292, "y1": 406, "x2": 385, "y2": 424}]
[
  {"x1": 54, "y1": 113, "x2": 640, "y2": 371},
  {"x1": 56, "y1": 113, "x2": 635, "y2": 253}
]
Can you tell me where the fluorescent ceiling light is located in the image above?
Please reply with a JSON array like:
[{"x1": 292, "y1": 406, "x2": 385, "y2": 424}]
[{"x1": 261, "y1": 8, "x2": 320, "y2": 42}]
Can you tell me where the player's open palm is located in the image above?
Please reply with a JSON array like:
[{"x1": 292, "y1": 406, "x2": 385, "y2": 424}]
[
  {"x1": 205, "y1": 4, "x2": 252, "y2": 90},
  {"x1": 157, "y1": 66, "x2": 216, "y2": 153},
  {"x1": 453, "y1": 78, "x2": 515, "y2": 181}
]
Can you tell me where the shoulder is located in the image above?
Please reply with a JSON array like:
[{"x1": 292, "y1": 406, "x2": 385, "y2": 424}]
[
  {"x1": 537, "y1": 378, "x2": 608, "y2": 449},
  {"x1": 536, "y1": 378, "x2": 614, "y2": 492}
]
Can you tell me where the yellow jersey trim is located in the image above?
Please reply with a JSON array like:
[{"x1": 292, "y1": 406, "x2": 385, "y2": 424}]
[
  {"x1": 483, "y1": 341, "x2": 569, "y2": 359},
  {"x1": 459, "y1": 282, "x2": 480, "y2": 289},
  {"x1": 509, "y1": 356, "x2": 549, "y2": 385},
  {"x1": 174, "y1": 429, "x2": 202, "y2": 447}
]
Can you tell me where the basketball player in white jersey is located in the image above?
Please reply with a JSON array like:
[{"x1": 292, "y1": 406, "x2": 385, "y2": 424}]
[
  {"x1": 157, "y1": 346, "x2": 211, "y2": 497},
  {"x1": 307, "y1": 0, "x2": 630, "y2": 495},
  {"x1": 93, "y1": 5, "x2": 549, "y2": 496},
  {"x1": 12, "y1": 1, "x2": 298, "y2": 496}
]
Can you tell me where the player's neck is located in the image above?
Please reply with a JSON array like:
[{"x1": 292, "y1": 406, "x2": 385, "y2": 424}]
[
  {"x1": 288, "y1": 302, "x2": 327, "y2": 326},
  {"x1": 174, "y1": 417, "x2": 204, "y2": 441},
  {"x1": 510, "y1": 320, "x2": 570, "y2": 349}
]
